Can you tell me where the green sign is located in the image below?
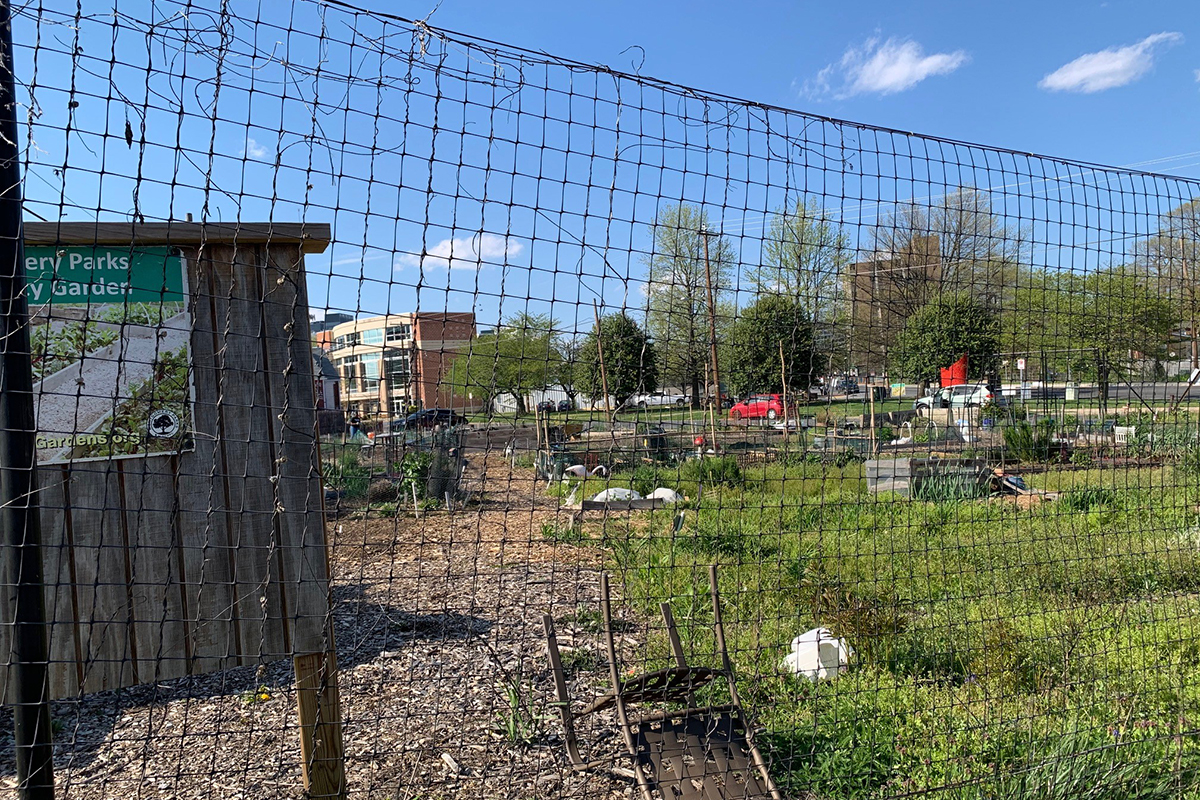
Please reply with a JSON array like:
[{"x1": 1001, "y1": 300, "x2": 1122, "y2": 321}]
[{"x1": 24, "y1": 245, "x2": 185, "y2": 305}]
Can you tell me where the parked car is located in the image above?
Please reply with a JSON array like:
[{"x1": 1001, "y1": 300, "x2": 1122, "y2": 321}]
[
  {"x1": 627, "y1": 391, "x2": 689, "y2": 409},
  {"x1": 832, "y1": 378, "x2": 860, "y2": 395},
  {"x1": 395, "y1": 408, "x2": 467, "y2": 429},
  {"x1": 729, "y1": 393, "x2": 790, "y2": 421},
  {"x1": 914, "y1": 383, "x2": 999, "y2": 411},
  {"x1": 535, "y1": 400, "x2": 557, "y2": 413},
  {"x1": 557, "y1": 399, "x2": 573, "y2": 412}
]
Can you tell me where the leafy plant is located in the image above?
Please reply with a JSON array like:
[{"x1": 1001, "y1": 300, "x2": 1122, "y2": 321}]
[
  {"x1": 1058, "y1": 487, "x2": 1119, "y2": 512},
  {"x1": 1003, "y1": 419, "x2": 1056, "y2": 462},
  {"x1": 1177, "y1": 445, "x2": 1200, "y2": 475},
  {"x1": 987, "y1": 730, "x2": 1193, "y2": 800},
  {"x1": 30, "y1": 319, "x2": 119, "y2": 379},
  {"x1": 239, "y1": 685, "x2": 273, "y2": 705},
  {"x1": 395, "y1": 451, "x2": 433, "y2": 499},
  {"x1": 540, "y1": 521, "x2": 585, "y2": 544},
  {"x1": 1070, "y1": 448, "x2": 1095, "y2": 467},
  {"x1": 680, "y1": 455, "x2": 743, "y2": 487},
  {"x1": 628, "y1": 464, "x2": 670, "y2": 496},
  {"x1": 911, "y1": 471, "x2": 989, "y2": 502},
  {"x1": 494, "y1": 678, "x2": 541, "y2": 745}
]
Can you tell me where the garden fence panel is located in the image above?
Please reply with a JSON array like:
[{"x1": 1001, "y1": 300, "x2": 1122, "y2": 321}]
[{"x1": 2, "y1": 2, "x2": 1200, "y2": 799}]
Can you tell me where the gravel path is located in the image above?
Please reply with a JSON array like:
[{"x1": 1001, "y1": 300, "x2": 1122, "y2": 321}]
[{"x1": 0, "y1": 454, "x2": 641, "y2": 799}]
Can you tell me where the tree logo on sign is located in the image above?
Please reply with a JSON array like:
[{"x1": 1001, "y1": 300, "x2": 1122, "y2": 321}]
[{"x1": 148, "y1": 409, "x2": 181, "y2": 438}]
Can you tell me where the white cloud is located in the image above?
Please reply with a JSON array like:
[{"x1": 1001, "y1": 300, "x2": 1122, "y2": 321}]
[
  {"x1": 396, "y1": 232, "x2": 523, "y2": 271},
  {"x1": 242, "y1": 137, "x2": 267, "y2": 159},
  {"x1": 1039, "y1": 32, "x2": 1182, "y2": 93},
  {"x1": 803, "y1": 37, "x2": 969, "y2": 99}
]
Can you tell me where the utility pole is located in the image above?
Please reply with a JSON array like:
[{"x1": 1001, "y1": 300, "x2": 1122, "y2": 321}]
[
  {"x1": 701, "y1": 225, "x2": 721, "y2": 448},
  {"x1": 0, "y1": 1, "x2": 55, "y2": 797}
]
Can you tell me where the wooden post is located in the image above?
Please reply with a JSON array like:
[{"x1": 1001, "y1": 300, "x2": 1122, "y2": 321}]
[
  {"x1": 868, "y1": 380, "x2": 878, "y2": 457},
  {"x1": 779, "y1": 340, "x2": 789, "y2": 444},
  {"x1": 701, "y1": 226, "x2": 722, "y2": 452},
  {"x1": 294, "y1": 650, "x2": 346, "y2": 799},
  {"x1": 700, "y1": 362, "x2": 710, "y2": 453}
]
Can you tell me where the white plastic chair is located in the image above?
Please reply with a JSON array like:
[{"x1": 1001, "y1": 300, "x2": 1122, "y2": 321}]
[{"x1": 1114, "y1": 425, "x2": 1135, "y2": 446}]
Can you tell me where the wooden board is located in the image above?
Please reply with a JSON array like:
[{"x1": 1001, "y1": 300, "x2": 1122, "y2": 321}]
[{"x1": 0, "y1": 230, "x2": 333, "y2": 700}]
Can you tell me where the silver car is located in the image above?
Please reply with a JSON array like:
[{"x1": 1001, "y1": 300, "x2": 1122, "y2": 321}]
[{"x1": 914, "y1": 384, "x2": 999, "y2": 410}]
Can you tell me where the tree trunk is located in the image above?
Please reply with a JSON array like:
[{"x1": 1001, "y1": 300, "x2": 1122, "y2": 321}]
[
  {"x1": 690, "y1": 375, "x2": 702, "y2": 409},
  {"x1": 1097, "y1": 358, "x2": 1110, "y2": 406},
  {"x1": 514, "y1": 394, "x2": 527, "y2": 416}
]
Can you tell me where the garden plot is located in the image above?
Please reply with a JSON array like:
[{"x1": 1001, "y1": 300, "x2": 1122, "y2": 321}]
[{"x1": 8, "y1": 440, "x2": 1200, "y2": 799}]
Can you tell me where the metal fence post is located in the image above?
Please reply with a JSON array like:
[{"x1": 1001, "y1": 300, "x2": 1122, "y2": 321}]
[{"x1": 0, "y1": 1, "x2": 55, "y2": 797}]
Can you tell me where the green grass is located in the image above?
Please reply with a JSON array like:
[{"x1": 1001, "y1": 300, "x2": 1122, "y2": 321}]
[{"x1": 570, "y1": 457, "x2": 1200, "y2": 798}]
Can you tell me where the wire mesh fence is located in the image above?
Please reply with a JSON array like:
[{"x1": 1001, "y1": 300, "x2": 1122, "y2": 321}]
[{"x1": 3, "y1": 1, "x2": 1200, "y2": 798}]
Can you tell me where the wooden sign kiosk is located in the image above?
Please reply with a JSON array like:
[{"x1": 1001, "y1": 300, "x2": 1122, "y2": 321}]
[{"x1": 0, "y1": 222, "x2": 345, "y2": 797}]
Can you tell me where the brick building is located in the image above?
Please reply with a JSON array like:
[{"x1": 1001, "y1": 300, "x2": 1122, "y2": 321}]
[
  {"x1": 327, "y1": 312, "x2": 476, "y2": 416},
  {"x1": 846, "y1": 235, "x2": 942, "y2": 375}
]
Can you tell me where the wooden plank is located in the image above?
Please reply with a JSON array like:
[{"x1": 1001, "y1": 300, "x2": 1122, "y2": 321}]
[
  {"x1": 25, "y1": 222, "x2": 331, "y2": 253},
  {"x1": 195, "y1": 244, "x2": 276, "y2": 660},
  {"x1": 66, "y1": 462, "x2": 136, "y2": 695},
  {"x1": 224, "y1": 245, "x2": 290, "y2": 660},
  {"x1": 0, "y1": 467, "x2": 78, "y2": 702},
  {"x1": 175, "y1": 248, "x2": 242, "y2": 674},
  {"x1": 263, "y1": 245, "x2": 331, "y2": 654},
  {"x1": 294, "y1": 650, "x2": 346, "y2": 800},
  {"x1": 38, "y1": 468, "x2": 81, "y2": 700},
  {"x1": 118, "y1": 455, "x2": 197, "y2": 682},
  {"x1": 578, "y1": 498, "x2": 668, "y2": 512}
]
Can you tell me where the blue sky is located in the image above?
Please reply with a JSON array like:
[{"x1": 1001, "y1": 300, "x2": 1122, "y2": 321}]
[
  {"x1": 13, "y1": 0, "x2": 1200, "y2": 331},
  {"x1": 413, "y1": 0, "x2": 1200, "y2": 176}
]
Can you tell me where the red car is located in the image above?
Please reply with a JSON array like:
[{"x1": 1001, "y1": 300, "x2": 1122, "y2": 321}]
[{"x1": 729, "y1": 393, "x2": 789, "y2": 421}]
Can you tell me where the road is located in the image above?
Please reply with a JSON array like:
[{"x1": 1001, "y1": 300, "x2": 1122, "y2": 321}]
[{"x1": 1005, "y1": 382, "x2": 1199, "y2": 403}]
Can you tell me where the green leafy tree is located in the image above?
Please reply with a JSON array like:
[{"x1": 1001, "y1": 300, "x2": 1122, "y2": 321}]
[
  {"x1": 447, "y1": 313, "x2": 560, "y2": 415},
  {"x1": 750, "y1": 198, "x2": 850, "y2": 323},
  {"x1": 891, "y1": 294, "x2": 1000, "y2": 385},
  {"x1": 643, "y1": 203, "x2": 735, "y2": 405},
  {"x1": 1066, "y1": 268, "x2": 1179, "y2": 402},
  {"x1": 578, "y1": 313, "x2": 657, "y2": 409},
  {"x1": 725, "y1": 295, "x2": 817, "y2": 397},
  {"x1": 1007, "y1": 268, "x2": 1179, "y2": 401}
]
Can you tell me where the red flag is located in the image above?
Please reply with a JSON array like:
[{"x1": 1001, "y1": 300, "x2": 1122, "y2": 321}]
[{"x1": 939, "y1": 353, "x2": 968, "y2": 387}]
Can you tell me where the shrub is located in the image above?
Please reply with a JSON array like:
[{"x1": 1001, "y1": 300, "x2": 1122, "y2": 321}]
[
  {"x1": 1003, "y1": 419, "x2": 1055, "y2": 462},
  {"x1": 628, "y1": 464, "x2": 671, "y2": 496},
  {"x1": 328, "y1": 449, "x2": 372, "y2": 499},
  {"x1": 680, "y1": 455, "x2": 743, "y2": 487},
  {"x1": 1178, "y1": 445, "x2": 1200, "y2": 475},
  {"x1": 395, "y1": 451, "x2": 433, "y2": 498}
]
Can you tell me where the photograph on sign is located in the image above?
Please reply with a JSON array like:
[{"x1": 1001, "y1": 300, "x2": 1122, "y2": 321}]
[{"x1": 28, "y1": 245, "x2": 195, "y2": 464}]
